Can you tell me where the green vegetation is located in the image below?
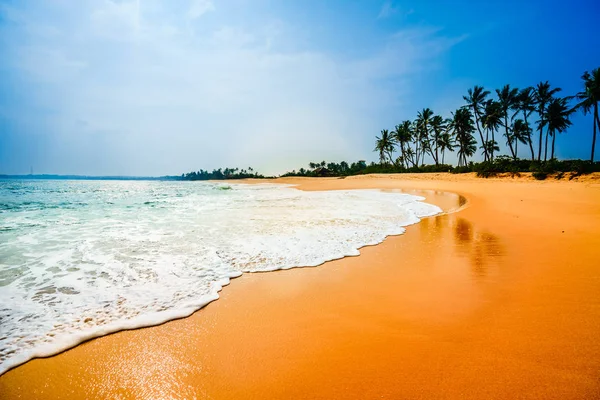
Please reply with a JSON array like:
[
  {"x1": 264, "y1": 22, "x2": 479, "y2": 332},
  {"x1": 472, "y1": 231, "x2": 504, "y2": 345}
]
[
  {"x1": 282, "y1": 161, "x2": 369, "y2": 177},
  {"x1": 365, "y1": 67, "x2": 600, "y2": 180},
  {"x1": 181, "y1": 167, "x2": 265, "y2": 181}
]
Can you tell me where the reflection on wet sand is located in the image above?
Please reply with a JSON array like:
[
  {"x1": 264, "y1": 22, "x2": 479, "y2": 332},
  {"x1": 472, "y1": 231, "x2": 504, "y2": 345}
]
[
  {"x1": 452, "y1": 217, "x2": 503, "y2": 278},
  {"x1": 405, "y1": 187, "x2": 503, "y2": 281},
  {"x1": 396, "y1": 188, "x2": 503, "y2": 283}
]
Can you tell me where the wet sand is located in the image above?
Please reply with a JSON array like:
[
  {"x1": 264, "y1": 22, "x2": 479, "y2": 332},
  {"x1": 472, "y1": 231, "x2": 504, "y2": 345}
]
[{"x1": 1, "y1": 173, "x2": 600, "y2": 399}]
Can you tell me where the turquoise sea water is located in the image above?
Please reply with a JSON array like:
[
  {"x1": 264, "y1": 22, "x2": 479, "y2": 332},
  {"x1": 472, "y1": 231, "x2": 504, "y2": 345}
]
[{"x1": 0, "y1": 179, "x2": 441, "y2": 374}]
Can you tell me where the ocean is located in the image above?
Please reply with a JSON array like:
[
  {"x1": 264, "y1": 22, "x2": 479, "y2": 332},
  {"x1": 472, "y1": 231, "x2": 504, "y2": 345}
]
[{"x1": 0, "y1": 179, "x2": 441, "y2": 374}]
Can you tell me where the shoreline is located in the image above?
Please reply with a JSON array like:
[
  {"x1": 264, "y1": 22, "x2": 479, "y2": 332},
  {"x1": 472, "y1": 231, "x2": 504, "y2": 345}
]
[
  {"x1": 1, "y1": 173, "x2": 599, "y2": 399},
  {"x1": 0, "y1": 181, "x2": 452, "y2": 377}
]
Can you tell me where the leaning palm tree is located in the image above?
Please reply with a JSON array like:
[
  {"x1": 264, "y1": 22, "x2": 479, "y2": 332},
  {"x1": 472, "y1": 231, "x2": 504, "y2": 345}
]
[
  {"x1": 481, "y1": 100, "x2": 502, "y2": 161},
  {"x1": 464, "y1": 86, "x2": 490, "y2": 161},
  {"x1": 544, "y1": 97, "x2": 574, "y2": 160},
  {"x1": 374, "y1": 129, "x2": 395, "y2": 165},
  {"x1": 496, "y1": 84, "x2": 520, "y2": 159},
  {"x1": 534, "y1": 81, "x2": 562, "y2": 161},
  {"x1": 576, "y1": 68, "x2": 600, "y2": 162},
  {"x1": 512, "y1": 119, "x2": 532, "y2": 159},
  {"x1": 452, "y1": 107, "x2": 477, "y2": 167},
  {"x1": 516, "y1": 87, "x2": 537, "y2": 160}
]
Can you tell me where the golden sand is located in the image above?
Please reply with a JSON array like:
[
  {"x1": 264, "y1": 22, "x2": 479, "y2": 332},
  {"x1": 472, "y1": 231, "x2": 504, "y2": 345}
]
[{"x1": 1, "y1": 173, "x2": 599, "y2": 399}]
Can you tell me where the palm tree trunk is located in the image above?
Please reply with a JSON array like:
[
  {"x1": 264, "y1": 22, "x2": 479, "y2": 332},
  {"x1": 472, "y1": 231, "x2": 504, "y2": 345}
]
[
  {"x1": 528, "y1": 138, "x2": 535, "y2": 161},
  {"x1": 592, "y1": 103, "x2": 598, "y2": 163},
  {"x1": 435, "y1": 135, "x2": 439, "y2": 166},
  {"x1": 442, "y1": 150, "x2": 445, "y2": 165},
  {"x1": 474, "y1": 110, "x2": 487, "y2": 161},
  {"x1": 515, "y1": 138, "x2": 518, "y2": 159},
  {"x1": 400, "y1": 142, "x2": 406, "y2": 168},
  {"x1": 414, "y1": 140, "x2": 420, "y2": 168},
  {"x1": 491, "y1": 129, "x2": 495, "y2": 161},
  {"x1": 524, "y1": 112, "x2": 535, "y2": 161},
  {"x1": 551, "y1": 130, "x2": 556, "y2": 160},
  {"x1": 537, "y1": 116, "x2": 544, "y2": 161},
  {"x1": 505, "y1": 116, "x2": 516, "y2": 159},
  {"x1": 544, "y1": 130, "x2": 549, "y2": 161}
]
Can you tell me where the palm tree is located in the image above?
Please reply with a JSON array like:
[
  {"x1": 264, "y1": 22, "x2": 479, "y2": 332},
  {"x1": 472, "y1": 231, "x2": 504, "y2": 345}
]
[
  {"x1": 452, "y1": 107, "x2": 477, "y2": 167},
  {"x1": 481, "y1": 140, "x2": 500, "y2": 160},
  {"x1": 392, "y1": 121, "x2": 414, "y2": 168},
  {"x1": 544, "y1": 97, "x2": 574, "y2": 160},
  {"x1": 464, "y1": 86, "x2": 490, "y2": 161},
  {"x1": 438, "y1": 125, "x2": 455, "y2": 165},
  {"x1": 516, "y1": 87, "x2": 537, "y2": 160},
  {"x1": 404, "y1": 147, "x2": 416, "y2": 168},
  {"x1": 496, "y1": 84, "x2": 520, "y2": 159},
  {"x1": 416, "y1": 108, "x2": 434, "y2": 166},
  {"x1": 430, "y1": 115, "x2": 445, "y2": 165},
  {"x1": 576, "y1": 68, "x2": 600, "y2": 162},
  {"x1": 481, "y1": 100, "x2": 502, "y2": 161},
  {"x1": 374, "y1": 129, "x2": 395, "y2": 165},
  {"x1": 512, "y1": 119, "x2": 532, "y2": 159},
  {"x1": 534, "y1": 81, "x2": 562, "y2": 161},
  {"x1": 412, "y1": 120, "x2": 422, "y2": 167}
]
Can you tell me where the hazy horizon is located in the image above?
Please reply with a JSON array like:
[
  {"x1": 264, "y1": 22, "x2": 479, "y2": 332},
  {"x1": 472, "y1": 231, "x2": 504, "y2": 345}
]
[{"x1": 1, "y1": 0, "x2": 599, "y2": 176}]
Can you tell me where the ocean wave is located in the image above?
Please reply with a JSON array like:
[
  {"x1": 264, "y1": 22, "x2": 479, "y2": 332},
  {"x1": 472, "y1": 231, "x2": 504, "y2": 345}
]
[{"x1": 0, "y1": 180, "x2": 441, "y2": 375}]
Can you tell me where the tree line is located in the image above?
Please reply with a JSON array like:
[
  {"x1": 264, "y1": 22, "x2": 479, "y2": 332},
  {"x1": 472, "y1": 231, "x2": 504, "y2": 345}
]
[
  {"x1": 181, "y1": 167, "x2": 265, "y2": 180},
  {"x1": 374, "y1": 67, "x2": 600, "y2": 169},
  {"x1": 281, "y1": 160, "x2": 368, "y2": 177}
]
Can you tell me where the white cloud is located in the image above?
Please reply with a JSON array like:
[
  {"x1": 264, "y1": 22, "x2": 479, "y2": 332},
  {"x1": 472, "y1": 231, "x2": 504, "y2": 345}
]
[
  {"x1": 91, "y1": 0, "x2": 142, "y2": 37},
  {"x1": 378, "y1": 1, "x2": 413, "y2": 19},
  {"x1": 1, "y1": 1, "x2": 462, "y2": 175},
  {"x1": 187, "y1": 0, "x2": 214, "y2": 20}
]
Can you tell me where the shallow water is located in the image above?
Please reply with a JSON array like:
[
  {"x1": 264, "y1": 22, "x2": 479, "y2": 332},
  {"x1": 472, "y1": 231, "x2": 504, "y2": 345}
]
[{"x1": 0, "y1": 179, "x2": 441, "y2": 374}]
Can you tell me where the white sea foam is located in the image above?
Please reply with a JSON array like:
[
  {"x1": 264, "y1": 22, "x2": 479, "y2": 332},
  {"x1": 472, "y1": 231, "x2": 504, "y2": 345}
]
[{"x1": 0, "y1": 180, "x2": 441, "y2": 375}]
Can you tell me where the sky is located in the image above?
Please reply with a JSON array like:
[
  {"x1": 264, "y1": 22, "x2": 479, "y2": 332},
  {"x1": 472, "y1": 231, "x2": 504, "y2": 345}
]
[{"x1": 0, "y1": 0, "x2": 599, "y2": 176}]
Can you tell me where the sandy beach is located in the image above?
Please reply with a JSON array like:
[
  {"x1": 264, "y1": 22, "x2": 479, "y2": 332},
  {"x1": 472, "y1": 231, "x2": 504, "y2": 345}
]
[{"x1": 1, "y1": 173, "x2": 599, "y2": 399}]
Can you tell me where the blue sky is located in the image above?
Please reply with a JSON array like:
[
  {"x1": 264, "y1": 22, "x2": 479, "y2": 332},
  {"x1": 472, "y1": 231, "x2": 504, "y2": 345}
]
[{"x1": 1, "y1": 0, "x2": 599, "y2": 175}]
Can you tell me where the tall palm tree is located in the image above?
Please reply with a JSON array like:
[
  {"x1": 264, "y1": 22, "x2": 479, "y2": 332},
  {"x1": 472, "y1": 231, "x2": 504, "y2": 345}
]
[
  {"x1": 496, "y1": 84, "x2": 520, "y2": 159},
  {"x1": 392, "y1": 121, "x2": 413, "y2": 168},
  {"x1": 534, "y1": 81, "x2": 562, "y2": 161},
  {"x1": 416, "y1": 108, "x2": 434, "y2": 166},
  {"x1": 512, "y1": 119, "x2": 532, "y2": 159},
  {"x1": 430, "y1": 115, "x2": 446, "y2": 165},
  {"x1": 374, "y1": 129, "x2": 395, "y2": 165},
  {"x1": 452, "y1": 107, "x2": 477, "y2": 167},
  {"x1": 481, "y1": 100, "x2": 502, "y2": 161},
  {"x1": 576, "y1": 68, "x2": 600, "y2": 162},
  {"x1": 390, "y1": 124, "x2": 403, "y2": 167},
  {"x1": 516, "y1": 87, "x2": 537, "y2": 160},
  {"x1": 464, "y1": 86, "x2": 490, "y2": 161},
  {"x1": 544, "y1": 97, "x2": 574, "y2": 160}
]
